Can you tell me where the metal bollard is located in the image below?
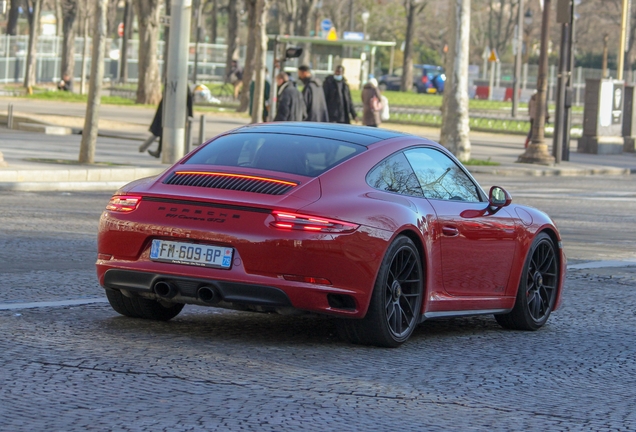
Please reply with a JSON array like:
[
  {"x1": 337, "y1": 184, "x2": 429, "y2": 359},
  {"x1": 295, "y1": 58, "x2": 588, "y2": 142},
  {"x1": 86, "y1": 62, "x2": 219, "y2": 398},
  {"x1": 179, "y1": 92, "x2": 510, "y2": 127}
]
[
  {"x1": 7, "y1": 103, "x2": 13, "y2": 129},
  {"x1": 198, "y1": 114, "x2": 206, "y2": 146},
  {"x1": 184, "y1": 117, "x2": 193, "y2": 153}
]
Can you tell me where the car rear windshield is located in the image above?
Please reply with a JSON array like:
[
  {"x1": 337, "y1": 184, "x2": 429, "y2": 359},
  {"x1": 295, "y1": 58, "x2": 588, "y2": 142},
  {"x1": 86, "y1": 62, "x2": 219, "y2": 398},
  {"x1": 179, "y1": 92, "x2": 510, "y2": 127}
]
[{"x1": 185, "y1": 132, "x2": 365, "y2": 177}]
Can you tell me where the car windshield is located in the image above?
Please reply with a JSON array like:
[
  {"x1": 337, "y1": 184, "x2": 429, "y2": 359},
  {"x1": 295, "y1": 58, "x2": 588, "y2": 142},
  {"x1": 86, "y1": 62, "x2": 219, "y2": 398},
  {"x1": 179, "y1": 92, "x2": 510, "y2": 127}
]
[{"x1": 185, "y1": 132, "x2": 366, "y2": 177}]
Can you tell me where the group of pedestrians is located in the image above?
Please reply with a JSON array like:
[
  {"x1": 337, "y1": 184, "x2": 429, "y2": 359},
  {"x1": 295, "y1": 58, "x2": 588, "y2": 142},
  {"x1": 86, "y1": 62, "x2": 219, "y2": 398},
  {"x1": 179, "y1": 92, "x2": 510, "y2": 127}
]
[
  {"x1": 143, "y1": 63, "x2": 386, "y2": 158},
  {"x1": 273, "y1": 64, "x2": 385, "y2": 128}
]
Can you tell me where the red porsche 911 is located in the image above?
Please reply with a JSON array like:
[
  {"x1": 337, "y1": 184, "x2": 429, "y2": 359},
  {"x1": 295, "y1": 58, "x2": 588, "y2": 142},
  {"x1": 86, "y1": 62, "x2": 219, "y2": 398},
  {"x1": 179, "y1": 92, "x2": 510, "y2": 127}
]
[{"x1": 97, "y1": 123, "x2": 565, "y2": 347}]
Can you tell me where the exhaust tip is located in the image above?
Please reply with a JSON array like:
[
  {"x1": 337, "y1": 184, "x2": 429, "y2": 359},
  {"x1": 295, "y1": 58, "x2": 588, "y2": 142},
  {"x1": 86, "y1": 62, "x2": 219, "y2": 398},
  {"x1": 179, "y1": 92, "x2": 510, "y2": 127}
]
[
  {"x1": 154, "y1": 281, "x2": 178, "y2": 299},
  {"x1": 197, "y1": 286, "x2": 221, "y2": 304}
]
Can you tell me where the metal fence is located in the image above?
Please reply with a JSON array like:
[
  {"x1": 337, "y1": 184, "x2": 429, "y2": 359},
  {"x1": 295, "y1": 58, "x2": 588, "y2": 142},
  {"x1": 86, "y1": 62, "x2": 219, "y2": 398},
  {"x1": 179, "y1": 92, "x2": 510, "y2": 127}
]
[{"x1": 0, "y1": 35, "x2": 236, "y2": 85}]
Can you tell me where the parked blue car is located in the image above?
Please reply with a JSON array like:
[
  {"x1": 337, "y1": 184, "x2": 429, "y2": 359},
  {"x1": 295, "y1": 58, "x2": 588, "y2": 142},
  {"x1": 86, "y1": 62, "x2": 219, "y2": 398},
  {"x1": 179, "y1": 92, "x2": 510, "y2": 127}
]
[{"x1": 379, "y1": 64, "x2": 445, "y2": 94}]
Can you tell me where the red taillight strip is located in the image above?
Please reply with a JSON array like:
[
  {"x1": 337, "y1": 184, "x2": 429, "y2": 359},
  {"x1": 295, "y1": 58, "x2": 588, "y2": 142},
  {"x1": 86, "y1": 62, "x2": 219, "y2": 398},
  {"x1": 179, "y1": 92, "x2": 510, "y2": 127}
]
[
  {"x1": 105, "y1": 195, "x2": 142, "y2": 212},
  {"x1": 271, "y1": 210, "x2": 359, "y2": 233},
  {"x1": 173, "y1": 171, "x2": 298, "y2": 187}
]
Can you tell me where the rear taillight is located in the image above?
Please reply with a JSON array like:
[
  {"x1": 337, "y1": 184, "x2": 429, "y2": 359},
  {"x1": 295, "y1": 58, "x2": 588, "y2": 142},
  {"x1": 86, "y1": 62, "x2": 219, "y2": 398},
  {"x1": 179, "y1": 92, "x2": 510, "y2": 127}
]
[
  {"x1": 421, "y1": 75, "x2": 428, "y2": 84},
  {"x1": 270, "y1": 211, "x2": 359, "y2": 233},
  {"x1": 105, "y1": 195, "x2": 142, "y2": 212}
]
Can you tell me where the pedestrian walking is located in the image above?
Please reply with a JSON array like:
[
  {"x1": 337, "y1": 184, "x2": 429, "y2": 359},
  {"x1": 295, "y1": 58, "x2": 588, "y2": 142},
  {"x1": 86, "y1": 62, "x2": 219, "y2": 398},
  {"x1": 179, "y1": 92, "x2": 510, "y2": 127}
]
[
  {"x1": 227, "y1": 60, "x2": 244, "y2": 100},
  {"x1": 140, "y1": 86, "x2": 194, "y2": 158},
  {"x1": 323, "y1": 65, "x2": 357, "y2": 124},
  {"x1": 274, "y1": 72, "x2": 306, "y2": 122},
  {"x1": 361, "y1": 78, "x2": 383, "y2": 127},
  {"x1": 297, "y1": 65, "x2": 329, "y2": 122}
]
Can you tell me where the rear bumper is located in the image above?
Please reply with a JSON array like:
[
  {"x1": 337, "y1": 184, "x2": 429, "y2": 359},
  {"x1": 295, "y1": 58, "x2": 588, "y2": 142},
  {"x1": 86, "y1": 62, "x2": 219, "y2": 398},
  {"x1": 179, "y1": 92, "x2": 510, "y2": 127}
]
[{"x1": 99, "y1": 266, "x2": 368, "y2": 318}]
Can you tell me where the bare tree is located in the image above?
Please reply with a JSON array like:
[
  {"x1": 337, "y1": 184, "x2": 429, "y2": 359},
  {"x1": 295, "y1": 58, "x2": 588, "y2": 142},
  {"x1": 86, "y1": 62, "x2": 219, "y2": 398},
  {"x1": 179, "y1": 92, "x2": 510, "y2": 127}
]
[
  {"x1": 134, "y1": 0, "x2": 162, "y2": 105},
  {"x1": 24, "y1": 0, "x2": 43, "y2": 90},
  {"x1": 80, "y1": 0, "x2": 92, "y2": 95},
  {"x1": 79, "y1": 0, "x2": 108, "y2": 164},
  {"x1": 251, "y1": 0, "x2": 270, "y2": 123},
  {"x1": 440, "y1": 0, "x2": 471, "y2": 161},
  {"x1": 60, "y1": 0, "x2": 78, "y2": 81},
  {"x1": 282, "y1": 0, "x2": 298, "y2": 35},
  {"x1": 205, "y1": 0, "x2": 219, "y2": 44},
  {"x1": 486, "y1": 0, "x2": 519, "y2": 58},
  {"x1": 238, "y1": 0, "x2": 257, "y2": 112},
  {"x1": 401, "y1": 0, "x2": 426, "y2": 92},
  {"x1": 6, "y1": 0, "x2": 21, "y2": 35},
  {"x1": 296, "y1": 0, "x2": 318, "y2": 65},
  {"x1": 225, "y1": 0, "x2": 239, "y2": 82}
]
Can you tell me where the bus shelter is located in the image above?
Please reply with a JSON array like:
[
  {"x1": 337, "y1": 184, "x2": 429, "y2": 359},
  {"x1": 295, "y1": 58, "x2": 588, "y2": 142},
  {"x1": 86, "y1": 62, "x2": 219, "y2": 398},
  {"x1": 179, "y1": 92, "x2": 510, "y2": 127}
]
[{"x1": 266, "y1": 35, "x2": 396, "y2": 121}]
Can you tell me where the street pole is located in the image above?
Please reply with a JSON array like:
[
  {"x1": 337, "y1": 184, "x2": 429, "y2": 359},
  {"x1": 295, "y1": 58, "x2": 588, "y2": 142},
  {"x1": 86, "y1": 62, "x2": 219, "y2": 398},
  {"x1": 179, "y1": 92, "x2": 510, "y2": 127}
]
[
  {"x1": 120, "y1": 0, "x2": 133, "y2": 83},
  {"x1": 512, "y1": 0, "x2": 524, "y2": 118},
  {"x1": 518, "y1": 0, "x2": 555, "y2": 165},
  {"x1": 192, "y1": 0, "x2": 202, "y2": 84},
  {"x1": 562, "y1": 0, "x2": 577, "y2": 161},
  {"x1": 553, "y1": 0, "x2": 572, "y2": 164},
  {"x1": 162, "y1": 0, "x2": 192, "y2": 164},
  {"x1": 618, "y1": 0, "x2": 629, "y2": 80}
]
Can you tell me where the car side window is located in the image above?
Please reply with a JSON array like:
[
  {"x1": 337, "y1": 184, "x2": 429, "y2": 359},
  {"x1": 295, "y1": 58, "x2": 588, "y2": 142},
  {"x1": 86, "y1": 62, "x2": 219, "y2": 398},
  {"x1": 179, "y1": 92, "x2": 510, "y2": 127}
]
[
  {"x1": 366, "y1": 152, "x2": 424, "y2": 197},
  {"x1": 404, "y1": 148, "x2": 482, "y2": 202}
]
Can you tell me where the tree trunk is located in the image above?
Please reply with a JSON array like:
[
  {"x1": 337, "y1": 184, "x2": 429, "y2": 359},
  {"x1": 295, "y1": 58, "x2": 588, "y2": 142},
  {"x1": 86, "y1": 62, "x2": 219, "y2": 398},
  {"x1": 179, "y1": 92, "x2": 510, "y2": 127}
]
[
  {"x1": 225, "y1": 0, "x2": 239, "y2": 83},
  {"x1": 238, "y1": 0, "x2": 257, "y2": 112},
  {"x1": 6, "y1": 0, "x2": 21, "y2": 35},
  {"x1": 80, "y1": 0, "x2": 91, "y2": 95},
  {"x1": 61, "y1": 0, "x2": 78, "y2": 80},
  {"x1": 401, "y1": 0, "x2": 417, "y2": 92},
  {"x1": 79, "y1": 0, "x2": 108, "y2": 164},
  {"x1": 55, "y1": 0, "x2": 63, "y2": 36},
  {"x1": 283, "y1": 0, "x2": 297, "y2": 35},
  {"x1": 296, "y1": 0, "x2": 317, "y2": 66},
  {"x1": 24, "y1": 0, "x2": 43, "y2": 89},
  {"x1": 208, "y1": 0, "x2": 218, "y2": 44},
  {"x1": 440, "y1": 0, "x2": 471, "y2": 161},
  {"x1": 120, "y1": 0, "x2": 134, "y2": 83},
  {"x1": 134, "y1": 0, "x2": 162, "y2": 105},
  {"x1": 251, "y1": 0, "x2": 269, "y2": 123}
]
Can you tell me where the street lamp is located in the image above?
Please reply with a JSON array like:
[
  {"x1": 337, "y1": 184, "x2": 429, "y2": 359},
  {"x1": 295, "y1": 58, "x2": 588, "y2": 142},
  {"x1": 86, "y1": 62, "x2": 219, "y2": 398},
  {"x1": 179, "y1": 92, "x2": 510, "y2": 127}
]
[
  {"x1": 518, "y1": 0, "x2": 556, "y2": 165},
  {"x1": 361, "y1": 11, "x2": 370, "y2": 40}
]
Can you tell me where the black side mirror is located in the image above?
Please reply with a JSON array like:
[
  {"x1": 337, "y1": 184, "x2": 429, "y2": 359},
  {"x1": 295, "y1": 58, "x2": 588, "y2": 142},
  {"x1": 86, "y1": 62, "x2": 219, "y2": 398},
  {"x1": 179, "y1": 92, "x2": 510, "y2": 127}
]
[{"x1": 489, "y1": 186, "x2": 512, "y2": 208}]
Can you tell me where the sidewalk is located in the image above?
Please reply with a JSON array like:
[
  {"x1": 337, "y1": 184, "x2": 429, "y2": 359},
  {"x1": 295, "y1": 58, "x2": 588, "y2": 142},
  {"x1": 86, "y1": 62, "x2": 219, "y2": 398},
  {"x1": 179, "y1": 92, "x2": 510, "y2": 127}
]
[{"x1": 0, "y1": 97, "x2": 634, "y2": 191}]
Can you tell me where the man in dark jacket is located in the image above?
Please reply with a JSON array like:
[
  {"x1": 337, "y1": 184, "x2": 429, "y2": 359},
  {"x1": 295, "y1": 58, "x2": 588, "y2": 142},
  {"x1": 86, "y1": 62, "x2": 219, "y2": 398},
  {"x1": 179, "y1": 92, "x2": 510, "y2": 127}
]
[
  {"x1": 297, "y1": 65, "x2": 329, "y2": 122},
  {"x1": 144, "y1": 86, "x2": 194, "y2": 158},
  {"x1": 274, "y1": 72, "x2": 306, "y2": 122},
  {"x1": 322, "y1": 65, "x2": 357, "y2": 124}
]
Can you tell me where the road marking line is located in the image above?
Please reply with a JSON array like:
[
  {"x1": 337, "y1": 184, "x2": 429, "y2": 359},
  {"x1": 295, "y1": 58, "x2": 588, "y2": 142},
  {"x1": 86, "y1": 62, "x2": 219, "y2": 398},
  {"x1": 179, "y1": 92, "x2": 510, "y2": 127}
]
[
  {"x1": 568, "y1": 260, "x2": 636, "y2": 270},
  {"x1": 0, "y1": 298, "x2": 108, "y2": 311}
]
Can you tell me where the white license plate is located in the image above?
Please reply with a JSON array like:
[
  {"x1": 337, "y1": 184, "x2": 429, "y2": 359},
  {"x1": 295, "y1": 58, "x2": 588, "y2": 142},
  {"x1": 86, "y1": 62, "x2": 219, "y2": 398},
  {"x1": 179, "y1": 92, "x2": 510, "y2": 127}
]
[{"x1": 150, "y1": 239, "x2": 233, "y2": 269}]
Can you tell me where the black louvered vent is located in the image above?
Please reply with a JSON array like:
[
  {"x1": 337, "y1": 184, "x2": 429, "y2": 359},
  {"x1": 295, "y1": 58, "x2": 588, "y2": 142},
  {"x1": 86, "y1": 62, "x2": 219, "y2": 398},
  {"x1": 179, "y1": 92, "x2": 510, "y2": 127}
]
[{"x1": 163, "y1": 172, "x2": 298, "y2": 195}]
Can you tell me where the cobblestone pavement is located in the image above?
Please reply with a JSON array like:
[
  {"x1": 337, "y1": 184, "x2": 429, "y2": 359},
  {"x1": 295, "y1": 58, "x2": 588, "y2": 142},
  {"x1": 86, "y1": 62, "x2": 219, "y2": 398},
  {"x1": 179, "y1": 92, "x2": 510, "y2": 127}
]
[{"x1": 0, "y1": 179, "x2": 635, "y2": 431}]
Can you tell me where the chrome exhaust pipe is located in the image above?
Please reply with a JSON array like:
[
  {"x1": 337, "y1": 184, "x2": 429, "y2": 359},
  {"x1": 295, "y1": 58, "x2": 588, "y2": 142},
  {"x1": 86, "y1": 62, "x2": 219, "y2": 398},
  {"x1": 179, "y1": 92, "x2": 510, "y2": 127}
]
[
  {"x1": 154, "y1": 281, "x2": 178, "y2": 299},
  {"x1": 197, "y1": 285, "x2": 221, "y2": 304}
]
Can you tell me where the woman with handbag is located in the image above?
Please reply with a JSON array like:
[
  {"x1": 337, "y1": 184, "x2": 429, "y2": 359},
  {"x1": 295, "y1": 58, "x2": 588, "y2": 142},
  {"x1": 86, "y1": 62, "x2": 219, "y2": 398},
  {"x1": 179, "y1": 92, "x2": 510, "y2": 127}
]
[{"x1": 361, "y1": 78, "x2": 383, "y2": 127}]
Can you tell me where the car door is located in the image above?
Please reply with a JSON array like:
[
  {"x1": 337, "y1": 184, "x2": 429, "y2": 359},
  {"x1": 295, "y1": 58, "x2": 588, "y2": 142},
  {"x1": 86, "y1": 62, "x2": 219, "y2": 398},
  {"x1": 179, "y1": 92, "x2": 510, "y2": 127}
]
[{"x1": 404, "y1": 147, "x2": 518, "y2": 297}]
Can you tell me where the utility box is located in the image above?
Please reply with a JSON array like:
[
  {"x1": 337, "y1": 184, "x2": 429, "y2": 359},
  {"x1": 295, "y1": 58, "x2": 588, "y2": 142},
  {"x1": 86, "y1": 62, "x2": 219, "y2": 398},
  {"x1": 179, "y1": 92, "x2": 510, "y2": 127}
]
[
  {"x1": 622, "y1": 85, "x2": 636, "y2": 153},
  {"x1": 578, "y1": 79, "x2": 625, "y2": 154}
]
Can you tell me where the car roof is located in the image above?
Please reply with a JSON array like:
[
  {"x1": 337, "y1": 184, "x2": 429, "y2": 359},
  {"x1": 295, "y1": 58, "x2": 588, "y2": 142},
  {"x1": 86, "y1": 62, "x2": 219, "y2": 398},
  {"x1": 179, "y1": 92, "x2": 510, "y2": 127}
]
[{"x1": 233, "y1": 122, "x2": 409, "y2": 147}]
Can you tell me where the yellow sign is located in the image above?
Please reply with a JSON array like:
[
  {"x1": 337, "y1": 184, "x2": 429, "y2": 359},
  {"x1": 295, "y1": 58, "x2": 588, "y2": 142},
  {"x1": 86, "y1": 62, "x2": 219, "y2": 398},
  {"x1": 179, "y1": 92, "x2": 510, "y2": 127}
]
[
  {"x1": 488, "y1": 49, "x2": 499, "y2": 62},
  {"x1": 327, "y1": 27, "x2": 338, "y2": 41}
]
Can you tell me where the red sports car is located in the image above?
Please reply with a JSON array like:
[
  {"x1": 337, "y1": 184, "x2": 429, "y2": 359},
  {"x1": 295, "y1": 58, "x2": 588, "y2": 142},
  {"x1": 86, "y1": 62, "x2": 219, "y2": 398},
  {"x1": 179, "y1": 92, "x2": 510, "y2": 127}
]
[{"x1": 97, "y1": 123, "x2": 565, "y2": 347}]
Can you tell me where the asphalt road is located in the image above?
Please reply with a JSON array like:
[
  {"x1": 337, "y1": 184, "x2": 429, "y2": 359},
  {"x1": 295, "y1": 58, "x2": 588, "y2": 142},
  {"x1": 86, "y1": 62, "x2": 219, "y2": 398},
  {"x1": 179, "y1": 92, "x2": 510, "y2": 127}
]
[{"x1": 1, "y1": 175, "x2": 635, "y2": 430}]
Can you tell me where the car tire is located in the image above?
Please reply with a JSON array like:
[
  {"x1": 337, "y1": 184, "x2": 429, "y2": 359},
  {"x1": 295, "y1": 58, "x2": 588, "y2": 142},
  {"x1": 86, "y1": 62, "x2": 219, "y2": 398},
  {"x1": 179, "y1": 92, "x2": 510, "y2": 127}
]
[
  {"x1": 105, "y1": 288, "x2": 142, "y2": 318},
  {"x1": 105, "y1": 288, "x2": 184, "y2": 321},
  {"x1": 338, "y1": 236, "x2": 424, "y2": 348},
  {"x1": 132, "y1": 297, "x2": 184, "y2": 321},
  {"x1": 495, "y1": 232, "x2": 559, "y2": 331}
]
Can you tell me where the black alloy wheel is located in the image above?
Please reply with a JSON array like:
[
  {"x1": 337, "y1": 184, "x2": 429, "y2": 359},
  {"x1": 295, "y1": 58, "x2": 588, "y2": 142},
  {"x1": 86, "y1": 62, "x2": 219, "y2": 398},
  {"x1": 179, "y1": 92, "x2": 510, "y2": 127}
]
[
  {"x1": 496, "y1": 232, "x2": 559, "y2": 330},
  {"x1": 105, "y1": 288, "x2": 184, "y2": 321},
  {"x1": 338, "y1": 236, "x2": 424, "y2": 347}
]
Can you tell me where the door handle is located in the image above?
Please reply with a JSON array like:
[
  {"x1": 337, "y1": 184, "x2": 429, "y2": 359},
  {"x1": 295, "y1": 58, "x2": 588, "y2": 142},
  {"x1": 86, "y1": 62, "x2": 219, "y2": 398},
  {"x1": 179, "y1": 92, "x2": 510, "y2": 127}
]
[{"x1": 442, "y1": 225, "x2": 459, "y2": 237}]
